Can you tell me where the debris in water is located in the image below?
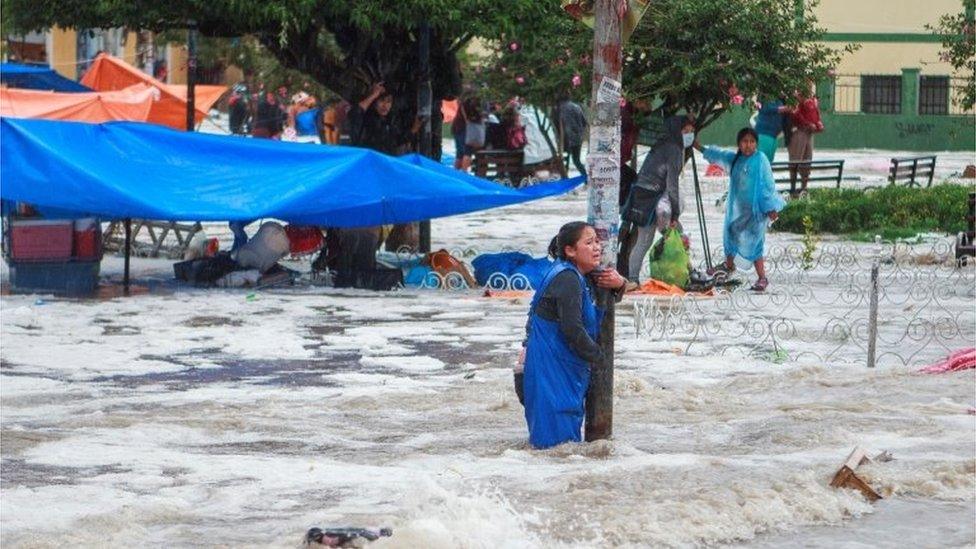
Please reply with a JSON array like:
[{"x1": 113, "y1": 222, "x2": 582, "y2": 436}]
[
  {"x1": 873, "y1": 450, "x2": 895, "y2": 463},
  {"x1": 829, "y1": 446, "x2": 882, "y2": 502},
  {"x1": 305, "y1": 526, "x2": 392, "y2": 547}
]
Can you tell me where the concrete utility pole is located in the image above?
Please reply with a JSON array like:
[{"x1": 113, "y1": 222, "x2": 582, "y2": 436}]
[
  {"x1": 186, "y1": 21, "x2": 197, "y2": 132},
  {"x1": 585, "y1": 0, "x2": 623, "y2": 441}
]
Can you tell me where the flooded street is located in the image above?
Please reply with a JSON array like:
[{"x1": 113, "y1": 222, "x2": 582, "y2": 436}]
[{"x1": 2, "y1": 154, "x2": 974, "y2": 547}]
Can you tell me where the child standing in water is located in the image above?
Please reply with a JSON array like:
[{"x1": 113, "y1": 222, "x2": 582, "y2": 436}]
[{"x1": 694, "y1": 128, "x2": 785, "y2": 291}]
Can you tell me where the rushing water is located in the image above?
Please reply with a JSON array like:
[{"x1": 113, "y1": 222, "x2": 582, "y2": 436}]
[{"x1": 3, "y1": 153, "x2": 974, "y2": 547}]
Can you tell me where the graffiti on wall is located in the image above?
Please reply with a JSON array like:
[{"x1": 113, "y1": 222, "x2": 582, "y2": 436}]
[{"x1": 895, "y1": 122, "x2": 935, "y2": 140}]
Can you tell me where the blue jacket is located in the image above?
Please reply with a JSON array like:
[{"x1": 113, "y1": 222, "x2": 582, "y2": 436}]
[{"x1": 755, "y1": 99, "x2": 784, "y2": 137}]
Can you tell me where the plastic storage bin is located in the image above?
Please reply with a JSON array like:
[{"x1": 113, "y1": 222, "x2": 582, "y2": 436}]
[{"x1": 8, "y1": 260, "x2": 100, "y2": 296}]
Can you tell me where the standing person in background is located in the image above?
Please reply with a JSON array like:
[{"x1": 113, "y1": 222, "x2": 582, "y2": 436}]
[
  {"x1": 787, "y1": 84, "x2": 824, "y2": 195},
  {"x1": 451, "y1": 96, "x2": 467, "y2": 169},
  {"x1": 624, "y1": 115, "x2": 696, "y2": 282},
  {"x1": 322, "y1": 99, "x2": 342, "y2": 145},
  {"x1": 288, "y1": 92, "x2": 322, "y2": 144},
  {"x1": 317, "y1": 82, "x2": 423, "y2": 284},
  {"x1": 500, "y1": 105, "x2": 527, "y2": 151},
  {"x1": 228, "y1": 87, "x2": 250, "y2": 136},
  {"x1": 695, "y1": 128, "x2": 785, "y2": 292},
  {"x1": 755, "y1": 96, "x2": 789, "y2": 162},
  {"x1": 252, "y1": 91, "x2": 284, "y2": 139},
  {"x1": 518, "y1": 222, "x2": 626, "y2": 448},
  {"x1": 554, "y1": 96, "x2": 588, "y2": 177},
  {"x1": 348, "y1": 82, "x2": 423, "y2": 155},
  {"x1": 461, "y1": 96, "x2": 486, "y2": 170}
]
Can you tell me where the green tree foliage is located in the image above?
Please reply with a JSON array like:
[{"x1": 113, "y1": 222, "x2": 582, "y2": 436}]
[
  {"x1": 2, "y1": 0, "x2": 546, "y2": 155},
  {"x1": 928, "y1": 0, "x2": 975, "y2": 110},
  {"x1": 474, "y1": 3, "x2": 593, "y2": 162},
  {"x1": 624, "y1": 0, "x2": 851, "y2": 129},
  {"x1": 476, "y1": 0, "x2": 850, "y2": 135}
]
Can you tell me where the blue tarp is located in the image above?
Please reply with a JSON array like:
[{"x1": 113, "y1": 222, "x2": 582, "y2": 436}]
[
  {"x1": 0, "y1": 63, "x2": 91, "y2": 92},
  {"x1": 0, "y1": 118, "x2": 583, "y2": 226}
]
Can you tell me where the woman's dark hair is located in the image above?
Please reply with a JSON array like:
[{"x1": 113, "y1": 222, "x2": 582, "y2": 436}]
[
  {"x1": 501, "y1": 106, "x2": 520, "y2": 128},
  {"x1": 548, "y1": 221, "x2": 594, "y2": 259},
  {"x1": 731, "y1": 127, "x2": 759, "y2": 170},
  {"x1": 463, "y1": 96, "x2": 483, "y2": 123}
]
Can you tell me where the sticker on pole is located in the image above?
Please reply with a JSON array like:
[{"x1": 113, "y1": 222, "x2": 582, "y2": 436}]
[
  {"x1": 596, "y1": 77, "x2": 622, "y2": 105},
  {"x1": 588, "y1": 154, "x2": 619, "y2": 179},
  {"x1": 591, "y1": 126, "x2": 620, "y2": 155}
]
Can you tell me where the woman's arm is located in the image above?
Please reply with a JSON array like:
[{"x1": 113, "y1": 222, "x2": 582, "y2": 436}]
[
  {"x1": 697, "y1": 143, "x2": 736, "y2": 171},
  {"x1": 359, "y1": 82, "x2": 385, "y2": 111},
  {"x1": 548, "y1": 272, "x2": 604, "y2": 363}
]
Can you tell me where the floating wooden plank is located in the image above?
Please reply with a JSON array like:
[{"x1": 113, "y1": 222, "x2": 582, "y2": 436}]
[{"x1": 829, "y1": 446, "x2": 882, "y2": 502}]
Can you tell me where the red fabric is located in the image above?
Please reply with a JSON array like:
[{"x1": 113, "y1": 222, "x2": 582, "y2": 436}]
[
  {"x1": 507, "y1": 125, "x2": 527, "y2": 150},
  {"x1": 791, "y1": 97, "x2": 823, "y2": 132},
  {"x1": 705, "y1": 163, "x2": 726, "y2": 176},
  {"x1": 621, "y1": 103, "x2": 638, "y2": 165},
  {"x1": 284, "y1": 225, "x2": 324, "y2": 255},
  {"x1": 919, "y1": 348, "x2": 976, "y2": 374}
]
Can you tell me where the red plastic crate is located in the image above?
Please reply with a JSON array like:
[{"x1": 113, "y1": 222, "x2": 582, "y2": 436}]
[
  {"x1": 72, "y1": 218, "x2": 102, "y2": 260},
  {"x1": 10, "y1": 219, "x2": 73, "y2": 261}
]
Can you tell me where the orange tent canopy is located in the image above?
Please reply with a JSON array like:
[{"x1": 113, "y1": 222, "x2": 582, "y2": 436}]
[
  {"x1": 0, "y1": 85, "x2": 155, "y2": 123},
  {"x1": 81, "y1": 53, "x2": 227, "y2": 130}
]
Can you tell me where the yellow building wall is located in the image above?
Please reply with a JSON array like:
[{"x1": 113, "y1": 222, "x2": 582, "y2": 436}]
[
  {"x1": 815, "y1": 0, "x2": 960, "y2": 33},
  {"x1": 812, "y1": 0, "x2": 965, "y2": 79},
  {"x1": 48, "y1": 27, "x2": 77, "y2": 80},
  {"x1": 832, "y1": 43, "x2": 954, "y2": 76}
]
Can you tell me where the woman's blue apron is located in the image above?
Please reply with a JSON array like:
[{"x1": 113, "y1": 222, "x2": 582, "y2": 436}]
[{"x1": 523, "y1": 261, "x2": 603, "y2": 449}]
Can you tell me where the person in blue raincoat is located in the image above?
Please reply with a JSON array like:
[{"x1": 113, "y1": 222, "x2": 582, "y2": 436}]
[
  {"x1": 517, "y1": 222, "x2": 627, "y2": 449},
  {"x1": 694, "y1": 128, "x2": 786, "y2": 292}
]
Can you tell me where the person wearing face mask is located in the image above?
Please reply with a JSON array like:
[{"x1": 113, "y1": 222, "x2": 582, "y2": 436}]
[
  {"x1": 517, "y1": 222, "x2": 626, "y2": 449},
  {"x1": 623, "y1": 114, "x2": 696, "y2": 282}
]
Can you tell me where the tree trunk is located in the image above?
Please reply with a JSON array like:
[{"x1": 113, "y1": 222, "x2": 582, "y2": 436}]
[{"x1": 532, "y1": 105, "x2": 568, "y2": 178}]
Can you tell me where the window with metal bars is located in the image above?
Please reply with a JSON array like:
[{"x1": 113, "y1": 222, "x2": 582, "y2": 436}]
[
  {"x1": 861, "y1": 75, "x2": 901, "y2": 114},
  {"x1": 919, "y1": 76, "x2": 949, "y2": 115}
]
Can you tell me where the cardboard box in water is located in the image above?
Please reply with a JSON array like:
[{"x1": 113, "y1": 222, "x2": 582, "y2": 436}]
[{"x1": 10, "y1": 219, "x2": 73, "y2": 261}]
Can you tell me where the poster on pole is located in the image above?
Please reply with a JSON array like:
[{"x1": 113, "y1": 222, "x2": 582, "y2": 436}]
[{"x1": 596, "y1": 77, "x2": 622, "y2": 105}]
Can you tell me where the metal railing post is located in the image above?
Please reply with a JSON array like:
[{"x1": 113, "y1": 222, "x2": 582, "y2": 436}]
[{"x1": 866, "y1": 235, "x2": 882, "y2": 368}]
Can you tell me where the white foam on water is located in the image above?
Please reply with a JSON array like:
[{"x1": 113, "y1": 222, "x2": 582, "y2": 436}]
[{"x1": 2, "y1": 151, "x2": 974, "y2": 546}]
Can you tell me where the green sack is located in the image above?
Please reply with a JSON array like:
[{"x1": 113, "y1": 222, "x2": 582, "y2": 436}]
[{"x1": 648, "y1": 228, "x2": 690, "y2": 288}]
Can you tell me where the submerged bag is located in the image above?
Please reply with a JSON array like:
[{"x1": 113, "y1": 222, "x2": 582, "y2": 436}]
[
  {"x1": 622, "y1": 185, "x2": 664, "y2": 226},
  {"x1": 648, "y1": 228, "x2": 690, "y2": 288}
]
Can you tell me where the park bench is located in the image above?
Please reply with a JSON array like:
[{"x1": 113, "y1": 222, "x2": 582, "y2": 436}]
[
  {"x1": 889, "y1": 155, "x2": 937, "y2": 188},
  {"x1": 771, "y1": 159, "x2": 845, "y2": 195},
  {"x1": 473, "y1": 149, "x2": 525, "y2": 184},
  {"x1": 473, "y1": 150, "x2": 566, "y2": 187}
]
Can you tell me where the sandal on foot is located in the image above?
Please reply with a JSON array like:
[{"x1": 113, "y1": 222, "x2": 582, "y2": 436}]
[
  {"x1": 750, "y1": 277, "x2": 769, "y2": 292},
  {"x1": 707, "y1": 264, "x2": 735, "y2": 280}
]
